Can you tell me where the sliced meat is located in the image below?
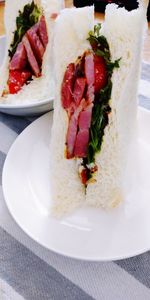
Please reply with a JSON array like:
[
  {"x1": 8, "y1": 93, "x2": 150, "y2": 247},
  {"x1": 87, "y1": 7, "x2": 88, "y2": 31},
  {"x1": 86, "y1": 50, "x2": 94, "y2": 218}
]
[
  {"x1": 74, "y1": 129, "x2": 89, "y2": 158},
  {"x1": 38, "y1": 16, "x2": 48, "y2": 48},
  {"x1": 74, "y1": 104, "x2": 93, "y2": 157},
  {"x1": 73, "y1": 98, "x2": 87, "y2": 119},
  {"x1": 73, "y1": 77, "x2": 86, "y2": 106},
  {"x1": 27, "y1": 24, "x2": 45, "y2": 65},
  {"x1": 66, "y1": 99, "x2": 86, "y2": 158},
  {"x1": 86, "y1": 84, "x2": 94, "y2": 105},
  {"x1": 78, "y1": 104, "x2": 93, "y2": 130},
  {"x1": 74, "y1": 55, "x2": 85, "y2": 77},
  {"x1": 66, "y1": 114, "x2": 78, "y2": 159},
  {"x1": 61, "y1": 63, "x2": 75, "y2": 110},
  {"x1": 68, "y1": 96, "x2": 87, "y2": 118},
  {"x1": 67, "y1": 102, "x2": 76, "y2": 118},
  {"x1": 9, "y1": 42, "x2": 27, "y2": 71},
  {"x1": 85, "y1": 52, "x2": 95, "y2": 103},
  {"x1": 63, "y1": 52, "x2": 95, "y2": 160},
  {"x1": 22, "y1": 35, "x2": 40, "y2": 77},
  {"x1": 85, "y1": 52, "x2": 94, "y2": 86}
]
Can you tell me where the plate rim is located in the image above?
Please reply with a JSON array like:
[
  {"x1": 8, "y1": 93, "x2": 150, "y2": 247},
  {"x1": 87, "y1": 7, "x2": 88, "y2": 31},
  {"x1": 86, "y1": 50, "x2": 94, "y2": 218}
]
[
  {"x1": 0, "y1": 97, "x2": 53, "y2": 108},
  {"x1": 2, "y1": 106, "x2": 150, "y2": 261}
]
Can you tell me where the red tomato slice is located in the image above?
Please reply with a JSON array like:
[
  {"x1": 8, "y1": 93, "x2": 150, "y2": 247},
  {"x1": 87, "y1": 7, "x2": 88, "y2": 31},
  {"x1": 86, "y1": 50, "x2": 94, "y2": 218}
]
[
  {"x1": 94, "y1": 55, "x2": 107, "y2": 94},
  {"x1": 8, "y1": 70, "x2": 31, "y2": 94}
]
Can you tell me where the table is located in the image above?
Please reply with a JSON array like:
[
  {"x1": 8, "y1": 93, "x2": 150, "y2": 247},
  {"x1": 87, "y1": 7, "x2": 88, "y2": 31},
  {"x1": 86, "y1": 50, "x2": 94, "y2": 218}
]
[{"x1": 0, "y1": 2, "x2": 150, "y2": 300}]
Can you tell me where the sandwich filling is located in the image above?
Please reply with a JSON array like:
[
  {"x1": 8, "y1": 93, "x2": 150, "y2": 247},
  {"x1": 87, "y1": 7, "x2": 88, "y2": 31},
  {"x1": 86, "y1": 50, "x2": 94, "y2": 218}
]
[
  {"x1": 4, "y1": 1, "x2": 48, "y2": 95},
  {"x1": 61, "y1": 24, "x2": 120, "y2": 186}
]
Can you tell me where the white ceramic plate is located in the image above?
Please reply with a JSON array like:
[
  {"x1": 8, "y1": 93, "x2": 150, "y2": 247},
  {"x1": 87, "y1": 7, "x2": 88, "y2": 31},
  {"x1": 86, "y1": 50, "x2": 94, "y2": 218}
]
[
  {"x1": 0, "y1": 36, "x2": 53, "y2": 116},
  {"x1": 2, "y1": 107, "x2": 150, "y2": 261}
]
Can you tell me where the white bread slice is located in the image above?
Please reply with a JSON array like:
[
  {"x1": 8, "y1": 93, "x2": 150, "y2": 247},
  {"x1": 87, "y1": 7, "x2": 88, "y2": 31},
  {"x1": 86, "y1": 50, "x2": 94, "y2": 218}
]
[
  {"x1": 86, "y1": 3, "x2": 147, "y2": 208},
  {"x1": 0, "y1": 0, "x2": 64, "y2": 104},
  {"x1": 50, "y1": 7, "x2": 94, "y2": 216}
]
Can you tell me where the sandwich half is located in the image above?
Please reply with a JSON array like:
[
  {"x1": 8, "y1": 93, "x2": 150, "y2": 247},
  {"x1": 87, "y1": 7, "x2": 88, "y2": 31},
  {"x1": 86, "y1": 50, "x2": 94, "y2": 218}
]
[
  {"x1": 50, "y1": 3, "x2": 147, "y2": 216},
  {"x1": 0, "y1": 0, "x2": 64, "y2": 104}
]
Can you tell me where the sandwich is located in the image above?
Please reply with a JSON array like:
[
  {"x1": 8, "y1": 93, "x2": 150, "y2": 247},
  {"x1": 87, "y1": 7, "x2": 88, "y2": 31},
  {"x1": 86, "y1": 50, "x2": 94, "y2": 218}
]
[
  {"x1": 50, "y1": 2, "x2": 147, "y2": 216},
  {"x1": 0, "y1": 0, "x2": 64, "y2": 104}
]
